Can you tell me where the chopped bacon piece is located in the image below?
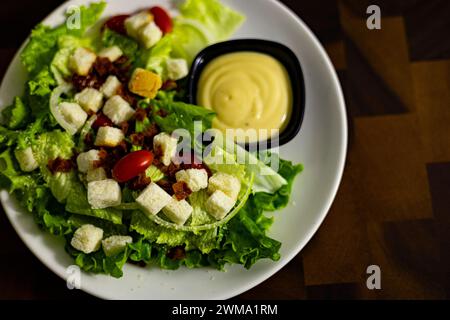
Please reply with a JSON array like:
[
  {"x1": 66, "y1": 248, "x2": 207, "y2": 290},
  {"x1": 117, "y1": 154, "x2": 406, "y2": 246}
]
[
  {"x1": 117, "y1": 140, "x2": 129, "y2": 154},
  {"x1": 119, "y1": 121, "x2": 130, "y2": 135},
  {"x1": 84, "y1": 132, "x2": 95, "y2": 149},
  {"x1": 134, "y1": 108, "x2": 147, "y2": 121},
  {"x1": 182, "y1": 162, "x2": 212, "y2": 178},
  {"x1": 116, "y1": 85, "x2": 138, "y2": 107},
  {"x1": 156, "y1": 179, "x2": 174, "y2": 195},
  {"x1": 161, "y1": 80, "x2": 177, "y2": 91},
  {"x1": 114, "y1": 55, "x2": 128, "y2": 66},
  {"x1": 156, "y1": 109, "x2": 168, "y2": 118},
  {"x1": 128, "y1": 173, "x2": 152, "y2": 190},
  {"x1": 143, "y1": 123, "x2": 160, "y2": 138},
  {"x1": 71, "y1": 73, "x2": 101, "y2": 91},
  {"x1": 94, "y1": 57, "x2": 115, "y2": 78},
  {"x1": 172, "y1": 181, "x2": 192, "y2": 201},
  {"x1": 92, "y1": 113, "x2": 113, "y2": 130},
  {"x1": 130, "y1": 133, "x2": 145, "y2": 146},
  {"x1": 166, "y1": 162, "x2": 181, "y2": 178},
  {"x1": 167, "y1": 246, "x2": 186, "y2": 261},
  {"x1": 175, "y1": 151, "x2": 212, "y2": 177},
  {"x1": 47, "y1": 157, "x2": 73, "y2": 174}
]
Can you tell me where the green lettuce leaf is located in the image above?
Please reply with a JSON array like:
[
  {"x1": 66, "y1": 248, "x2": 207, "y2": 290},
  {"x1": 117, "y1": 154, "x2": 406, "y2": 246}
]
[
  {"x1": 0, "y1": 126, "x2": 19, "y2": 148},
  {"x1": 66, "y1": 182, "x2": 123, "y2": 224},
  {"x1": 21, "y1": 1, "x2": 106, "y2": 76},
  {"x1": 252, "y1": 158, "x2": 303, "y2": 211},
  {"x1": 179, "y1": 0, "x2": 245, "y2": 42},
  {"x1": 51, "y1": 35, "x2": 93, "y2": 80},
  {"x1": 67, "y1": 214, "x2": 128, "y2": 236},
  {"x1": 33, "y1": 130, "x2": 74, "y2": 164},
  {"x1": 67, "y1": 243, "x2": 129, "y2": 278},
  {"x1": 1, "y1": 97, "x2": 31, "y2": 130},
  {"x1": 130, "y1": 210, "x2": 219, "y2": 254},
  {"x1": 101, "y1": 28, "x2": 140, "y2": 65},
  {"x1": 152, "y1": 92, "x2": 215, "y2": 135},
  {"x1": 0, "y1": 149, "x2": 37, "y2": 192}
]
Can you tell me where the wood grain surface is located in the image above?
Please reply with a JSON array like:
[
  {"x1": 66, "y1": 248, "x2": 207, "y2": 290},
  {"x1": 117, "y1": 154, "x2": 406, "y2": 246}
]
[{"x1": 0, "y1": 0, "x2": 449, "y2": 300}]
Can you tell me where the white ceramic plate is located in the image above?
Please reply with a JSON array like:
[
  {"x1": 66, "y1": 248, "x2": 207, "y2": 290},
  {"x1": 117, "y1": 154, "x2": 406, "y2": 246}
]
[{"x1": 0, "y1": 0, "x2": 347, "y2": 300}]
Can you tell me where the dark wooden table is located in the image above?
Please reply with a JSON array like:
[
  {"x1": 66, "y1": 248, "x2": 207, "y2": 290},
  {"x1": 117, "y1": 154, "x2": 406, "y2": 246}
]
[{"x1": 1, "y1": 0, "x2": 449, "y2": 300}]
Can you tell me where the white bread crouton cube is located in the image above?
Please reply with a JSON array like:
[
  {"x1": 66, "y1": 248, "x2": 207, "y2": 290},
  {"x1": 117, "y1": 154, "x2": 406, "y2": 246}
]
[
  {"x1": 71, "y1": 224, "x2": 103, "y2": 254},
  {"x1": 75, "y1": 88, "x2": 103, "y2": 113},
  {"x1": 208, "y1": 172, "x2": 241, "y2": 200},
  {"x1": 100, "y1": 75, "x2": 121, "y2": 98},
  {"x1": 139, "y1": 22, "x2": 163, "y2": 49},
  {"x1": 136, "y1": 182, "x2": 172, "y2": 216},
  {"x1": 58, "y1": 102, "x2": 88, "y2": 133},
  {"x1": 69, "y1": 47, "x2": 96, "y2": 76},
  {"x1": 95, "y1": 126, "x2": 124, "y2": 147},
  {"x1": 86, "y1": 167, "x2": 107, "y2": 182},
  {"x1": 87, "y1": 179, "x2": 122, "y2": 209},
  {"x1": 162, "y1": 196, "x2": 193, "y2": 225},
  {"x1": 102, "y1": 235, "x2": 132, "y2": 257},
  {"x1": 125, "y1": 11, "x2": 153, "y2": 39},
  {"x1": 76, "y1": 149, "x2": 100, "y2": 173},
  {"x1": 103, "y1": 95, "x2": 135, "y2": 125},
  {"x1": 175, "y1": 169, "x2": 208, "y2": 192},
  {"x1": 153, "y1": 132, "x2": 178, "y2": 166},
  {"x1": 14, "y1": 147, "x2": 39, "y2": 172},
  {"x1": 205, "y1": 190, "x2": 236, "y2": 220},
  {"x1": 98, "y1": 46, "x2": 123, "y2": 62},
  {"x1": 166, "y1": 58, "x2": 189, "y2": 80}
]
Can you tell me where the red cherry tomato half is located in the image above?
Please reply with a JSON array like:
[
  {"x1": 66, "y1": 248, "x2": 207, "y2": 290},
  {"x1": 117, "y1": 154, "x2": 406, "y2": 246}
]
[
  {"x1": 149, "y1": 6, "x2": 173, "y2": 34},
  {"x1": 103, "y1": 14, "x2": 130, "y2": 35},
  {"x1": 92, "y1": 113, "x2": 113, "y2": 130},
  {"x1": 113, "y1": 150, "x2": 154, "y2": 183}
]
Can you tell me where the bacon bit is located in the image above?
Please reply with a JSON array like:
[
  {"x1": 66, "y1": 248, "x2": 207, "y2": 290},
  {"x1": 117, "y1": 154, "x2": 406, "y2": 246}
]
[
  {"x1": 134, "y1": 108, "x2": 147, "y2": 122},
  {"x1": 157, "y1": 179, "x2": 174, "y2": 195},
  {"x1": 94, "y1": 57, "x2": 115, "y2": 78},
  {"x1": 152, "y1": 157, "x2": 162, "y2": 167},
  {"x1": 166, "y1": 162, "x2": 181, "y2": 178},
  {"x1": 172, "y1": 181, "x2": 192, "y2": 201},
  {"x1": 143, "y1": 123, "x2": 160, "y2": 138},
  {"x1": 84, "y1": 132, "x2": 94, "y2": 149},
  {"x1": 71, "y1": 74, "x2": 101, "y2": 91},
  {"x1": 128, "y1": 173, "x2": 151, "y2": 191},
  {"x1": 167, "y1": 246, "x2": 186, "y2": 261},
  {"x1": 116, "y1": 85, "x2": 138, "y2": 107},
  {"x1": 156, "y1": 109, "x2": 168, "y2": 118},
  {"x1": 119, "y1": 121, "x2": 130, "y2": 135},
  {"x1": 47, "y1": 157, "x2": 73, "y2": 174},
  {"x1": 128, "y1": 259, "x2": 147, "y2": 267},
  {"x1": 142, "y1": 123, "x2": 160, "y2": 148},
  {"x1": 130, "y1": 133, "x2": 145, "y2": 146},
  {"x1": 114, "y1": 55, "x2": 128, "y2": 66},
  {"x1": 117, "y1": 140, "x2": 129, "y2": 154},
  {"x1": 92, "y1": 113, "x2": 113, "y2": 130},
  {"x1": 161, "y1": 80, "x2": 177, "y2": 91},
  {"x1": 175, "y1": 151, "x2": 212, "y2": 177},
  {"x1": 92, "y1": 149, "x2": 108, "y2": 169},
  {"x1": 182, "y1": 162, "x2": 212, "y2": 178}
]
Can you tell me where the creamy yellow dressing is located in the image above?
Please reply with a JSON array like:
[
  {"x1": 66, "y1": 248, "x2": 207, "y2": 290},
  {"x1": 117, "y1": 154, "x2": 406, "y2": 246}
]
[{"x1": 197, "y1": 52, "x2": 292, "y2": 142}]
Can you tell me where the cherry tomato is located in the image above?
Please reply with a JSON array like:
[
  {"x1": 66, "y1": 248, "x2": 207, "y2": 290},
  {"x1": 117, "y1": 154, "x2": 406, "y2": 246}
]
[
  {"x1": 113, "y1": 150, "x2": 154, "y2": 183},
  {"x1": 103, "y1": 14, "x2": 130, "y2": 35},
  {"x1": 149, "y1": 6, "x2": 173, "y2": 34},
  {"x1": 92, "y1": 113, "x2": 113, "y2": 130}
]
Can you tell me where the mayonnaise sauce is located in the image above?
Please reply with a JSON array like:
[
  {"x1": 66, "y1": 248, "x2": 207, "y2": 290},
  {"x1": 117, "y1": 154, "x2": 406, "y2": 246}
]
[{"x1": 197, "y1": 52, "x2": 292, "y2": 142}]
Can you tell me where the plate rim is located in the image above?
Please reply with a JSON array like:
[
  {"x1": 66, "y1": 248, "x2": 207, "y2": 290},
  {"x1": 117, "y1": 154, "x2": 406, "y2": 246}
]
[{"x1": 0, "y1": 0, "x2": 348, "y2": 300}]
